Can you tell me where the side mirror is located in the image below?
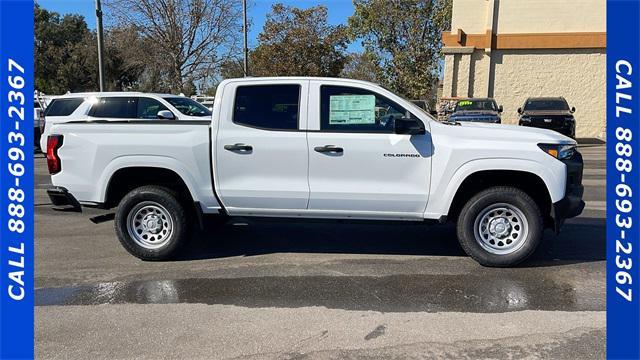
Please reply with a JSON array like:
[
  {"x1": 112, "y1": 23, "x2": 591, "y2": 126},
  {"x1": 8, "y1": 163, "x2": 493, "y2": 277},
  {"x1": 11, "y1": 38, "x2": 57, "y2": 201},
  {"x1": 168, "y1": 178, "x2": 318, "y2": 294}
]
[
  {"x1": 498, "y1": 105, "x2": 504, "y2": 113},
  {"x1": 157, "y1": 110, "x2": 175, "y2": 120},
  {"x1": 395, "y1": 117, "x2": 426, "y2": 135},
  {"x1": 570, "y1": 106, "x2": 576, "y2": 113}
]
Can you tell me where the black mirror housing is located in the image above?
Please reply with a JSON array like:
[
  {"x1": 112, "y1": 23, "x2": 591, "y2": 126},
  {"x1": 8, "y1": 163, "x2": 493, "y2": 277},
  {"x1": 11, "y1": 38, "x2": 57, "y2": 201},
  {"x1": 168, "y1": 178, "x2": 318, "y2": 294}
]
[
  {"x1": 395, "y1": 117, "x2": 426, "y2": 135},
  {"x1": 571, "y1": 106, "x2": 576, "y2": 113},
  {"x1": 498, "y1": 105, "x2": 504, "y2": 113},
  {"x1": 517, "y1": 107, "x2": 522, "y2": 114}
]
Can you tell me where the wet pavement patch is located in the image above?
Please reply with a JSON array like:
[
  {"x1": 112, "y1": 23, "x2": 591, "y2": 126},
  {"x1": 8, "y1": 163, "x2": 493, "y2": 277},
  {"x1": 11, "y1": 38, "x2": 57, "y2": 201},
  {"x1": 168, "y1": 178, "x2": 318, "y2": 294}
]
[{"x1": 36, "y1": 273, "x2": 603, "y2": 313}]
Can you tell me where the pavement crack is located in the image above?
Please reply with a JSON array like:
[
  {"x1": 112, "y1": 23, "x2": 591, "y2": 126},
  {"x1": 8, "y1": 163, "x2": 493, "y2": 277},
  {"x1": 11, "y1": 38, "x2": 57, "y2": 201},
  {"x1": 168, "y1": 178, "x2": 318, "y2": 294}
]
[
  {"x1": 292, "y1": 329, "x2": 329, "y2": 349},
  {"x1": 364, "y1": 324, "x2": 387, "y2": 341}
]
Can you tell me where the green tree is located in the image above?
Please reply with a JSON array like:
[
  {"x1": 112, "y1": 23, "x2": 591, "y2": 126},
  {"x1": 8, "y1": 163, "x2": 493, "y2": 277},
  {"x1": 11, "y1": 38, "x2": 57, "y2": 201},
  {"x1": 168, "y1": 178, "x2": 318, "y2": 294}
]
[
  {"x1": 35, "y1": 4, "x2": 146, "y2": 93},
  {"x1": 249, "y1": 4, "x2": 348, "y2": 77},
  {"x1": 348, "y1": 0, "x2": 452, "y2": 100},
  {"x1": 219, "y1": 57, "x2": 246, "y2": 79},
  {"x1": 35, "y1": 4, "x2": 94, "y2": 93},
  {"x1": 340, "y1": 51, "x2": 382, "y2": 83}
]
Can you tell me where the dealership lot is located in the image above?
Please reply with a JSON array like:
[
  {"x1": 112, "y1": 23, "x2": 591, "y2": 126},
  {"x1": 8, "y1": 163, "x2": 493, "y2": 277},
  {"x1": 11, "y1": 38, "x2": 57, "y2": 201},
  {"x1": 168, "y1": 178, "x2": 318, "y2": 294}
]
[{"x1": 35, "y1": 145, "x2": 605, "y2": 359}]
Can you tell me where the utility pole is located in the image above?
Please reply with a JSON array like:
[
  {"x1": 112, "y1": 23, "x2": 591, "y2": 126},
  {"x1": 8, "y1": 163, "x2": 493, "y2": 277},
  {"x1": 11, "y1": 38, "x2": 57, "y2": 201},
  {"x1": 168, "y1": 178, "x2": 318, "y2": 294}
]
[
  {"x1": 242, "y1": 0, "x2": 249, "y2": 77},
  {"x1": 95, "y1": 0, "x2": 105, "y2": 91}
]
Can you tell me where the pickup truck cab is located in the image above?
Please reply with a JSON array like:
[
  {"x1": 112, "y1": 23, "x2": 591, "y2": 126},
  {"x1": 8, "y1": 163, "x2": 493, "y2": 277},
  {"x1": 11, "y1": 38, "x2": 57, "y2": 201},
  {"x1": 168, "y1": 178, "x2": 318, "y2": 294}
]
[
  {"x1": 449, "y1": 98, "x2": 503, "y2": 124},
  {"x1": 46, "y1": 77, "x2": 584, "y2": 267}
]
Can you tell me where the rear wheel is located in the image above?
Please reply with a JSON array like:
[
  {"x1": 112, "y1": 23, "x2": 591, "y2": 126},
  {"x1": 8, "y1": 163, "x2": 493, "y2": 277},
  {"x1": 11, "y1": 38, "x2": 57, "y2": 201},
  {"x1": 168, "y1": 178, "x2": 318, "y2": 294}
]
[
  {"x1": 456, "y1": 186, "x2": 543, "y2": 267},
  {"x1": 115, "y1": 186, "x2": 190, "y2": 260}
]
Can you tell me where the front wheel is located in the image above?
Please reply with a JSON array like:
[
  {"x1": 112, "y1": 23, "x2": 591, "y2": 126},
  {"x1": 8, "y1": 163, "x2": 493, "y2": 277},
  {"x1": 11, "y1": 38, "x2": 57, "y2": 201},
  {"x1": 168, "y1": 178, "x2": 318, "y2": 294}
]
[
  {"x1": 115, "y1": 186, "x2": 190, "y2": 260},
  {"x1": 456, "y1": 186, "x2": 543, "y2": 267}
]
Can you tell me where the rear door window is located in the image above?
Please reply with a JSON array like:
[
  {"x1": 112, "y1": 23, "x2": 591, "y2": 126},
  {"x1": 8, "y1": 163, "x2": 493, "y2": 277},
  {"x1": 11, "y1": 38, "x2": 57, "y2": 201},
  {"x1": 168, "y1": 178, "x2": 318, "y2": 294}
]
[
  {"x1": 44, "y1": 98, "x2": 84, "y2": 117},
  {"x1": 233, "y1": 85, "x2": 300, "y2": 130},
  {"x1": 89, "y1": 97, "x2": 137, "y2": 118}
]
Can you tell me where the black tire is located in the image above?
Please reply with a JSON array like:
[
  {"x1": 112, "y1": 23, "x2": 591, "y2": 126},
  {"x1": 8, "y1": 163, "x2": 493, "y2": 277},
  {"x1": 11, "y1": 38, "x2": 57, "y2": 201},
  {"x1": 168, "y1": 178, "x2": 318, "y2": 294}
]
[
  {"x1": 114, "y1": 185, "x2": 190, "y2": 260},
  {"x1": 456, "y1": 186, "x2": 543, "y2": 267}
]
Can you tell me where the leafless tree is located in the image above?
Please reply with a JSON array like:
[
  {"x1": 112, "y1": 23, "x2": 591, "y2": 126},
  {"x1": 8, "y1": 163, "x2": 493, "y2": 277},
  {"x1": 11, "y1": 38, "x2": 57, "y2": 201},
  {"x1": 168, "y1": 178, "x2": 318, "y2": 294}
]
[{"x1": 105, "y1": 0, "x2": 243, "y2": 93}]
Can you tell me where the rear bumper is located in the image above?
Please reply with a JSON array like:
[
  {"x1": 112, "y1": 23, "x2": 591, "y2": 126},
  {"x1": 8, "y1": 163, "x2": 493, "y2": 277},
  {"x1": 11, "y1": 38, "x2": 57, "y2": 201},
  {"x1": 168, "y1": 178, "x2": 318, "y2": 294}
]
[
  {"x1": 47, "y1": 186, "x2": 82, "y2": 212},
  {"x1": 551, "y1": 151, "x2": 585, "y2": 232}
]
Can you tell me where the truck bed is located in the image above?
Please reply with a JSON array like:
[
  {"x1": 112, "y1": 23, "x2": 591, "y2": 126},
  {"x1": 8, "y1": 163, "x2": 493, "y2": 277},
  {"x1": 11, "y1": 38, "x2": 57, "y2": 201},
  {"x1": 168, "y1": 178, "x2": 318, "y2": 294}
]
[{"x1": 50, "y1": 121, "x2": 221, "y2": 212}]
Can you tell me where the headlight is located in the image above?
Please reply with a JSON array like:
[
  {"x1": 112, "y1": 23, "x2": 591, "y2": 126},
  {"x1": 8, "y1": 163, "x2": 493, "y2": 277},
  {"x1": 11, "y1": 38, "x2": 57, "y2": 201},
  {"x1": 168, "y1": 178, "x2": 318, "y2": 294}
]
[
  {"x1": 538, "y1": 143, "x2": 576, "y2": 160},
  {"x1": 520, "y1": 117, "x2": 531, "y2": 123}
]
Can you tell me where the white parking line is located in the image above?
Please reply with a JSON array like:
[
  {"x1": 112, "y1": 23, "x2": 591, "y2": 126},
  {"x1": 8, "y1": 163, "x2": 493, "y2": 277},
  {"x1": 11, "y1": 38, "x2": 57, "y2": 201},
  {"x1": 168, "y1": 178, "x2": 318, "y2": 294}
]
[{"x1": 585, "y1": 201, "x2": 606, "y2": 211}]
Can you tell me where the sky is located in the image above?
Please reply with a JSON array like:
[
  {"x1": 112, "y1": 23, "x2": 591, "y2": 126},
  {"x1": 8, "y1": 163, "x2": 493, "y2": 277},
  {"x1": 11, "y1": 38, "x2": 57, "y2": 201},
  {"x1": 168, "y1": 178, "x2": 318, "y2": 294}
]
[{"x1": 36, "y1": 0, "x2": 363, "y2": 52}]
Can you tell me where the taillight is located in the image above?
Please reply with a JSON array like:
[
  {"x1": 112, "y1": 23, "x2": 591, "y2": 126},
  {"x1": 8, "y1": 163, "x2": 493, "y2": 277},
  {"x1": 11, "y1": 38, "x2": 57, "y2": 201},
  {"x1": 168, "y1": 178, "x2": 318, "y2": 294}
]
[{"x1": 46, "y1": 135, "x2": 63, "y2": 174}]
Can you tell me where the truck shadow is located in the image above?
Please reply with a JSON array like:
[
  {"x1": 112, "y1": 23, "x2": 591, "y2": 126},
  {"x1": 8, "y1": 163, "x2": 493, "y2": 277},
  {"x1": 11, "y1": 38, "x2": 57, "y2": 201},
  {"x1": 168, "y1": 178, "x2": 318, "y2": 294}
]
[{"x1": 178, "y1": 216, "x2": 605, "y2": 267}]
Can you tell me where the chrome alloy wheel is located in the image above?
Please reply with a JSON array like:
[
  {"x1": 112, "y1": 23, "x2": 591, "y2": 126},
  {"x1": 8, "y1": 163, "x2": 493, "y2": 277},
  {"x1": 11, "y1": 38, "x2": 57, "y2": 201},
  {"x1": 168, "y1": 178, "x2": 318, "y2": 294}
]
[
  {"x1": 473, "y1": 203, "x2": 529, "y2": 255},
  {"x1": 126, "y1": 201, "x2": 174, "y2": 250}
]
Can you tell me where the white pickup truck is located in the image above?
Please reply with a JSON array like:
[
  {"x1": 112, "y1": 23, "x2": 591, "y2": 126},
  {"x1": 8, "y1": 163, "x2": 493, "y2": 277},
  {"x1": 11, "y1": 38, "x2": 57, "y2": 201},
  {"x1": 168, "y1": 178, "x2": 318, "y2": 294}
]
[{"x1": 46, "y1": 77, "x2": 584, "y2": 267}]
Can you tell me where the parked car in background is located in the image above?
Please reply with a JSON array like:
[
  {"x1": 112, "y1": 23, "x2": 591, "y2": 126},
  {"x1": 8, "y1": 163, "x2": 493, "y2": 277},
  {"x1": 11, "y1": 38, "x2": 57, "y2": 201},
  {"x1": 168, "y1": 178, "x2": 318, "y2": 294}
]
[
  {"x1": 34, "y1": 92, "x2": 55, "y2": 149},
  {"x1": 191, "y1": 95, "x2": 215, "y2": 110},
  {"x1": 518, "y1": 97, "x2": 576, "y2": 138},
  {"x1": 46, "y1": 77, "x2": 584, "y2": 267},
  {"x1": 448, "y1": 98, "x2": 503, "y2": 123},
  {"x1": 40, "y1": 92, "x2": 212, "y2": 151},
  {"x1": 34, "y1": 101, "x2": 45, "y2": 148},
  {"x1": 410, "y1": 99, "x2": 428, "y2": 111}
]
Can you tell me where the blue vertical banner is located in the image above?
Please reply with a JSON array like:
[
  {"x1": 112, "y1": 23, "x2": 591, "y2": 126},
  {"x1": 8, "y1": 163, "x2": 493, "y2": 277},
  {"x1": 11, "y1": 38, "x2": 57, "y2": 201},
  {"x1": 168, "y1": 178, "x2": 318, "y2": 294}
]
[
  {"x1": 607, "y1": 0, "x2": 640, "y2": 359},
  {"x1": 0, "y1": 0, "x2": 35, "y2": 359}
]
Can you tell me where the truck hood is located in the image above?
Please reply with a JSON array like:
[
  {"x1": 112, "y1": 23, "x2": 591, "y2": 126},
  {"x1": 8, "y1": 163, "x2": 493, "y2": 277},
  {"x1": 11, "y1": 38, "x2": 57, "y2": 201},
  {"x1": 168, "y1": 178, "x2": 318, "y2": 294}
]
[
  {"x1": 451, "y1": 110, "x2": 499, "y2": 116},
  {"x1": 436, "y1": 120, "x2": 576, "y2": 144},
  {"x1": 449, "y1": 110, "x2": 500, "y2": 122}
]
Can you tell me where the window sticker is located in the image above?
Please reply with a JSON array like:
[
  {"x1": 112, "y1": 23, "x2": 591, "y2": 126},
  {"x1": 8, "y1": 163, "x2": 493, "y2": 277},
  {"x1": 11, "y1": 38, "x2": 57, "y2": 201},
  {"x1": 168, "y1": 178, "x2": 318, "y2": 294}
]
[
  {"x1": 329, "y1": 95, "x2": 376, "y2": 125},
  {"x1": 457, "y1": 100, "x2": 473, "y2": 106}
]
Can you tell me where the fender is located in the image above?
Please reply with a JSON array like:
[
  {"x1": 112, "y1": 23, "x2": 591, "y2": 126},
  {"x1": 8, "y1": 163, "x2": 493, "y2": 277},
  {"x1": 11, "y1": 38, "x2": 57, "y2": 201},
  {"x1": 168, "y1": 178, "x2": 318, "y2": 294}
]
[
  {"x1": 98, "y1": 155, "x2": 221, "y2": 212},
  {"x1": 423, "y1": 157, "x2": 566, "y2": 219}
]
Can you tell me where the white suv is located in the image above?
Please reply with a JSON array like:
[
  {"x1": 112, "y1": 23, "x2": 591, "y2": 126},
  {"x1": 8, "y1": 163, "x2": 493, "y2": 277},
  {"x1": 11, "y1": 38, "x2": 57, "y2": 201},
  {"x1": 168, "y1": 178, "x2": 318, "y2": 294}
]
[{"x1": 40, "y1": 92, "x2": 212, "y2": 151}]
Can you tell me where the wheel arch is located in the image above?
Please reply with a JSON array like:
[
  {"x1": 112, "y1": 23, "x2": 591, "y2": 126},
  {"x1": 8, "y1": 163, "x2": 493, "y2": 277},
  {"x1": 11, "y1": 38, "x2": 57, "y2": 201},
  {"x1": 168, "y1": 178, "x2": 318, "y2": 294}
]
[
  {"x1": 425, "y1": 158, "x2": 565, "y2": 222},
  {"x1": 103, "y1": 166, "x2": 195, "y2": 209},
  {"x1": 447, "y1": 169, "x2": 553, "y2": 222}
]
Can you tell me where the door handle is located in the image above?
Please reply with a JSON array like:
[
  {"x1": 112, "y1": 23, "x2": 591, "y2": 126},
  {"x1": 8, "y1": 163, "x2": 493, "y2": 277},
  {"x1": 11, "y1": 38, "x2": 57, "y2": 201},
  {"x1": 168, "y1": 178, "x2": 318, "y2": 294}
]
[
  {"x1": 224, "y1": 143, "x2": 253, "y2": 152},
  {"x1": 314, "y1": 145, "x2": 343, "y2": 154}
]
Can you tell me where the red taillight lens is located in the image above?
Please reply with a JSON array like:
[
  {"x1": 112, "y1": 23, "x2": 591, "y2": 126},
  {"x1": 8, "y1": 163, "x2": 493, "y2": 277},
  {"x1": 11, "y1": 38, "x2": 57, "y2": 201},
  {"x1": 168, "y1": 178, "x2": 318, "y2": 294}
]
[{"x1": 46, "y1": 135, "x2": 63, "y2": 174}]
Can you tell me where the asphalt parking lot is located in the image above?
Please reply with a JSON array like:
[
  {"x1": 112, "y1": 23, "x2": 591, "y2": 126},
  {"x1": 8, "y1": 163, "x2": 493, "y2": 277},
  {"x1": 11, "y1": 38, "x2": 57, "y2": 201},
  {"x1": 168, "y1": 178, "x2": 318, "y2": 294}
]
[{"x1": 35, "y1": 144, "x2": 606, "y2": 359}]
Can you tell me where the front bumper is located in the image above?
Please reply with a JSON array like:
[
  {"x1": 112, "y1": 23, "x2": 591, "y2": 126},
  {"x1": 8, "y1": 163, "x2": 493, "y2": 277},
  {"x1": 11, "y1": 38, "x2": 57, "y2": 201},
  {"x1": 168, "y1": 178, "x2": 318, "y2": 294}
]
[
  {"x1": 520, "y1": 122, "x2": 575, "y2": 138},
  {"x1": 47, "y1": 186, "x2": 82, "y2": 212},
  {"x1": 551, "y1": 150, "x2": 585, "y2": 232}
]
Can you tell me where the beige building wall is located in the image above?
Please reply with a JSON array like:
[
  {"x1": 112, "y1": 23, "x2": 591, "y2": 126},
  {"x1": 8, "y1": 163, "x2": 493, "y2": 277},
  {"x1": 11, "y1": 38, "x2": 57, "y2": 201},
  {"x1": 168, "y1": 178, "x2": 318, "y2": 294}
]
[
  {"x1": 495, "y1": 0, "x2": 606, "y2": 33},
  {"x1": 442, "y1": 0, "x2": 606, "y2": 139},
  {"x1": 493, "y1": 49, "x2": 606, "y2": 138}
]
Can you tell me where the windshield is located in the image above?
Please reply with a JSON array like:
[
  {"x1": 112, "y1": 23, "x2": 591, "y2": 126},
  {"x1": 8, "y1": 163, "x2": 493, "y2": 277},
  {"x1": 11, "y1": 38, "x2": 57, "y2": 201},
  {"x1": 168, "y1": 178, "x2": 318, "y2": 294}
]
[
  {"x1": 378, "y1": 84, "x2": 432, "y2": 118},
  {"x1": 164, "y1": 97, "x2": 212, "y2": 117},
  {"x1": 454, "y1": 100, "x2": 496, "y2": 112},
  {"x1": 523, "y1": 99, "x2": 569, "y2": 111}
]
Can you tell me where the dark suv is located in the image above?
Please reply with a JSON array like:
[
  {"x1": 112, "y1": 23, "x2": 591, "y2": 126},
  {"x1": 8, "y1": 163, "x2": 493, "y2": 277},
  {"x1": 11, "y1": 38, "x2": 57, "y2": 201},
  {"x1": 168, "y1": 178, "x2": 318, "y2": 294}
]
[
  {"x1": 448, "y1": 98, "x2": 503, "y2": 123},
  {"x1": 518, "y1": 97, "x2": 576, "y2": 138}
]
